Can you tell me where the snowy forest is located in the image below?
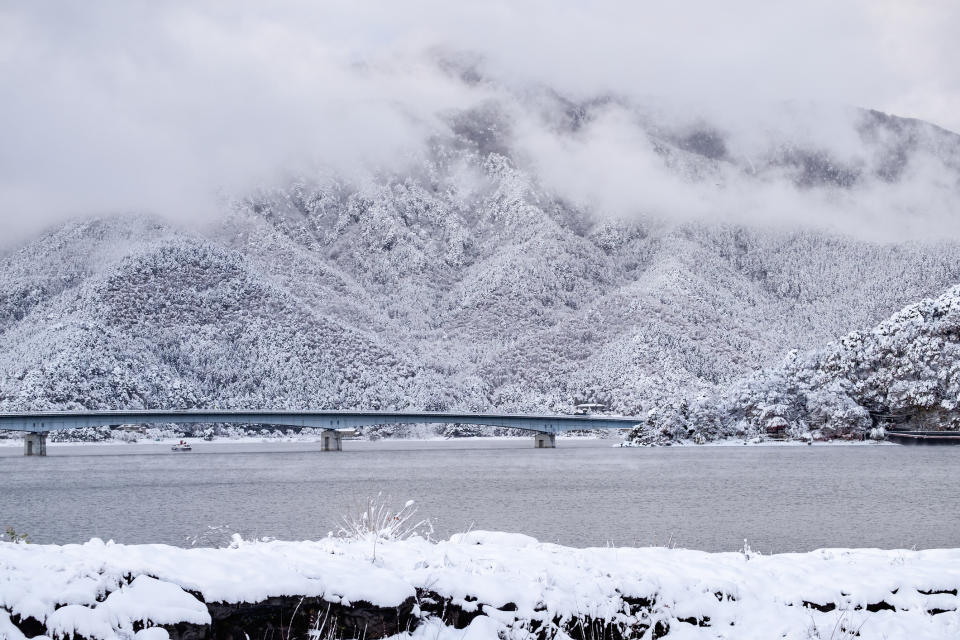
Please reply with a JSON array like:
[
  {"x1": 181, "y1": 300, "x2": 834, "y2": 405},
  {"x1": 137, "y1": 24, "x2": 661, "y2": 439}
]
[
  {"x1": 630, "y1": 284, "x2": 960, "y2": 444},
  {"x1": 2, "y1": 82, "x2": 960, "y2": 441}
]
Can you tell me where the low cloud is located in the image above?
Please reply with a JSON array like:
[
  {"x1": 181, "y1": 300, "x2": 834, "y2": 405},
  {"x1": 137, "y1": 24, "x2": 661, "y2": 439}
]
[{"x1": 1, "y1": 1, "x2": 959, "y2": 243}]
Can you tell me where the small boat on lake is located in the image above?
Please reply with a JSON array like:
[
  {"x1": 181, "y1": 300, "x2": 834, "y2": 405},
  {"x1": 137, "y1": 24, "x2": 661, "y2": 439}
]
[
  {"x1": 170, "y1": 440, "x2": 192, "y2": 452},
  {"x1": 886, "y1": 430, "x2": 960, "y2": 445}
]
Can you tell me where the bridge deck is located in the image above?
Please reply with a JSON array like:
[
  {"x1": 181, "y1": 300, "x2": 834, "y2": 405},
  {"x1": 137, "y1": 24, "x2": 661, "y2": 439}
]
[{"x1": 0, "y1": 410, "x2": 642, "y2": 435}]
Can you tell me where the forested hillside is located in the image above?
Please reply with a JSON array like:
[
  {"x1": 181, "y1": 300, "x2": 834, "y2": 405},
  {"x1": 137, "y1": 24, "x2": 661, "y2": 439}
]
[
  {"x1": 2, "y1": 96, "x2": 960, "y2": 438},
  {"x1": 630, "y1": 284, "x2": 960, "y2": 444}
]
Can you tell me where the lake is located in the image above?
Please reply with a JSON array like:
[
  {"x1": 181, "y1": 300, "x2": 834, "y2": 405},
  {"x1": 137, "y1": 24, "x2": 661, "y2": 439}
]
[{"x1": 1, "y1": 438, "x2": 957, "y2": 552}]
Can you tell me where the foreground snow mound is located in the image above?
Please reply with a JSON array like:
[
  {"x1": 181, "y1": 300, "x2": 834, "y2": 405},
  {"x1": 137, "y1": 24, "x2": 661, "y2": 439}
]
[{"x1": 1, "y1": 534, "x2": 959, "y2": 639}]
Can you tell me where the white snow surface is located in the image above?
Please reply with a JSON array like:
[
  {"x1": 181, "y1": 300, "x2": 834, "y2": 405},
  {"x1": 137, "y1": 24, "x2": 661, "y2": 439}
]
[{"x1": 1, "y1": 532, "x2": 959, "y2": 639}]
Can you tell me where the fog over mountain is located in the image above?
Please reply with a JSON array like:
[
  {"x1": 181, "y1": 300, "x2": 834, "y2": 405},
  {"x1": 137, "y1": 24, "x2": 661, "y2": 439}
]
[
  {"x1": 3, "y1": 1, "x2": 960, "y2": 241},
  {"x1": 2, "y1": 2, "x2": 960, "y2": 437}
]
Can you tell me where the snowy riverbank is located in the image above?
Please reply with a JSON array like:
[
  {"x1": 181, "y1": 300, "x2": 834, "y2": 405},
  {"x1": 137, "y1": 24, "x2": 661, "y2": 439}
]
[
  {"x1": 619, "y1": 436, "x2": 897, "y2": 448},
  {"x1": 0, "y1": 431, "x2": 897, "y2": 450},
  {"x1": 2, "y1": 533, "x2": 958, "y2": 640}
]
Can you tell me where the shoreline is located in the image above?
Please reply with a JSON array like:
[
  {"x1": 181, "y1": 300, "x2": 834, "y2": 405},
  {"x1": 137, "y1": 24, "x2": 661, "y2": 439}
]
[
  {"x1": 0, "y1": 432, "x2": 900, "y2": 448},
  {"x1": 0, "y1": 432, "x2": 898, "y2": 448},
  {"x1": 621, "y1": 436, "x2": 896, "y2": 447}
]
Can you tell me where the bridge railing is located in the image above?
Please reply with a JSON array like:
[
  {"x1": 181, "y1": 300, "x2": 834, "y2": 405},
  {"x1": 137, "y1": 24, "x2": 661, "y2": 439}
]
[{"x1": 0, "y1": 410, "x2": 641, "y2": 435}]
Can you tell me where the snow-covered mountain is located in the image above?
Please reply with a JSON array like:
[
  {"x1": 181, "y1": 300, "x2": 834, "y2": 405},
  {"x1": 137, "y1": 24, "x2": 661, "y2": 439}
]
[{"x1": 2, "y1": 95, "x2": 960, "y2": 437}]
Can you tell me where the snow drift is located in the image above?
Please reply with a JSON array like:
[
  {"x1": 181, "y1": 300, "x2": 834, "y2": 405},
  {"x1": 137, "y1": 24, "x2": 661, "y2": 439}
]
[{"x1": 1, "y1": 532, "x2": 959, "y2": 639}]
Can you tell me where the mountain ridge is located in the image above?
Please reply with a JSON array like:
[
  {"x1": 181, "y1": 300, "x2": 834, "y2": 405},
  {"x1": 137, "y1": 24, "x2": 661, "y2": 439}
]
[{"x1": 1, "y1": 103, "x2": 960, "y2": 437}]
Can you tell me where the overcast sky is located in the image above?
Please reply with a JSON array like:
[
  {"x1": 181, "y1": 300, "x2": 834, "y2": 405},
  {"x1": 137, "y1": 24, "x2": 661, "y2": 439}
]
[{"x1": 1, "y1": 0, "x2": 958, "y2": 241}]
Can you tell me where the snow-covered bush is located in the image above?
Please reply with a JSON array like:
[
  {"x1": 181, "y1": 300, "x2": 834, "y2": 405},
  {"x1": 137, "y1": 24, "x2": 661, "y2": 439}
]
[{"x1": 337, "y1": 494, "x2": 433, "y2": 553}]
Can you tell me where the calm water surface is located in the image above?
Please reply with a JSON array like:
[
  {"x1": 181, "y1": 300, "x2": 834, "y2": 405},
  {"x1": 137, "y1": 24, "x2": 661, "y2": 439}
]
[{"x1": 1, "y1": 439, "x2": 957, "y2": 552}]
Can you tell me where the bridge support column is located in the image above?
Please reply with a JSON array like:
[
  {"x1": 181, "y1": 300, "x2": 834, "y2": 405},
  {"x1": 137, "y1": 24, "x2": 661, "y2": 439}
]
[
  {"x1": 321, "y1": 429, "x2": 342, "y2": 452},
  {"x1": 24, "y1": 432, "x2": 47, "y2": 457},
  {"x1": 534, "y1": 432, "x2": 556, "y2": 449}
]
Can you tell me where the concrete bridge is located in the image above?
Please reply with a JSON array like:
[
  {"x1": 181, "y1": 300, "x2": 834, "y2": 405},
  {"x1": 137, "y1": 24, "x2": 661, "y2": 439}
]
[{"x1": 0, "y1": 410, "x2": 643, "y2": 455}]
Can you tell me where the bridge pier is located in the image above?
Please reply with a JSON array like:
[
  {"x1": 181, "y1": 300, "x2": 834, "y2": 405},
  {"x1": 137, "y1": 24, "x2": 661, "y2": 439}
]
[
  {"x1": 534, "y1": 432, "x2": 556, "y2": 448},
  {"x1": 321, "y1": 429, "x2": 342, "y2": 452},
  {"x1": 24, "y1": 432, "x2": 47, "y2": 457}
]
